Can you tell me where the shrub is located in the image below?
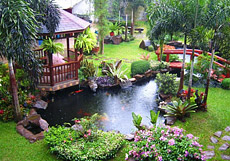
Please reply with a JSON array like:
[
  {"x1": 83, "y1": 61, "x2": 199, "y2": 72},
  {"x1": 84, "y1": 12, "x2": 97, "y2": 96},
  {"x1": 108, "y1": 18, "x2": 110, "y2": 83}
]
[
  {"x1": 125, "y1": 126, "x2": 206, "y2": 161},
  {"x1": 80, "y1": 59, "x2": 97, "y2": 80},
  {"x1": 45, "y1": 114, "x2": 125, "y2": 161},
  {"x1": 156, "y1": 72, "x2": 177, "y2": 95},
  {"x1": 150, "y1": 60, "x2": 169, "y2": 71},
  {"x1": 221, "y1": 78, "x2": 230, "y2": 89},
  {"x1": 148, "y1": 45, "x2": 154, "y2": 52},
  {"x1": 162, "y1": 54, "x2": 180, "y2": 62},
  {"x1": 131, "y1": 60, "x2": 150, "y2": 76}
]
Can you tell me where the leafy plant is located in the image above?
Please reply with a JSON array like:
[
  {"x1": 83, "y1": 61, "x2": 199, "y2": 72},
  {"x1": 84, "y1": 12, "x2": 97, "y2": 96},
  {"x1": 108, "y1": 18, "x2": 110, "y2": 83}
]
[
  {"x1": 106, "y1": 61, "x2": 127, "y2": 84},
  {"x1": 221, "y1": 78, "x2": 230, "y2": 89},
  {"x1": 131, "y1": 60, "x2": 150, "y2": 76},
  {"x1": 162, "y1": 54, "x2": 180, "y2": 62},
  {"x1": 41, "y1": 38, "x2": 64, "y2": 54},
  {"x1": 80, "y1": 59, "x2": 97, "y2": 79},
  {"x1": 139, "y1": 53, "x2": 150, "y2": 61},
  {"x1": 150, "y1": 60, "x2": 169, "y2": 71},
  {"x1": 125, "y1": 126, "x2": 205, "y2": 161},
  {"x1": 149, "y1": 110, "x2": 160, "y2": 125},
  {"x1": 164, "y1": 100, "x2": 198, "y2": 120},
  {"x1": 75, "y1": 34, "x2": 96, "y2": 53},
  {"x1": 148, "y1": 45, "x2": 154, "y2": 52},
  {"x1": 132, "y1": 112, "x2": 143, "y2": 130},
  {"x1": 156, "y1": 72, "x2": 178, "y2": 95}
]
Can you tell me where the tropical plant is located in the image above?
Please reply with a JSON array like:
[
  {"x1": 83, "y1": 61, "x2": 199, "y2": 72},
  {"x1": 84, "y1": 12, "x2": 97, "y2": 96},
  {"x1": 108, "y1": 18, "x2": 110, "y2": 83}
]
[
  {"x1": 164, "y1": 100, "x2": 198, "y2": 120},
  {"x1": 125, "y1": 126, "x2": 205, "y2": 161},
  {"x1": 107, "y1": 61, "x2": 128, "y2": 84},
  {"x1": 131, "y1": 60, "x2": 150, "y2": 76},
  {"x1": 75, "y1": 34, "x2": 96, "y2": 53},
  {"x1": 80, "y1": 59, "x2": 97, "y2": 79},
  {"x1": 109, "y1": 22, "x2": 119, "y2": 35},
  {"x1": 156, "y1": 72, "x2": 178, "y2": 95},
  {"x1": 132, "y1": 112, "x2": 143, "y2": 130},
  {"x1": 147, "y1": 45, "x2": 154, "y2": 52},
  {"x1": 150, "y1": 60, "x2": 169, "y2": 71},
  {"x1": 139, "y1": 53, "x2": 150, "y2": 61},
  {"x1": 149, "y1": 110, "x2": 160, "y2": 125},
  {"x1": 41, "y1": 38, "x2": 64, "y2": 54}
]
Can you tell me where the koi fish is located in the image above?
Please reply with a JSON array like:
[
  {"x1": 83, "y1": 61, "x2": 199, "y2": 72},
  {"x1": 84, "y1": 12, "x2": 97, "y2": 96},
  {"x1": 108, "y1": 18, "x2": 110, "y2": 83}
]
[
  {"x1": 69, "y1": 89, "x2": 84, "y2": 95},
  {"x1": 99, "y1": 113, "x2": 109, "y2": 121},
  {"x1": 77, "y1": 109, "x2": 91, "y2": 116}
]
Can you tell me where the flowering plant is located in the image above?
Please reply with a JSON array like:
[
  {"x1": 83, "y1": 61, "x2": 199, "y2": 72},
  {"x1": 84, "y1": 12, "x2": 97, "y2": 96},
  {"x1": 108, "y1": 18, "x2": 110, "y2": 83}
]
[{"x1": 125, "y1": 126, "x2": 206, "y2": 161}]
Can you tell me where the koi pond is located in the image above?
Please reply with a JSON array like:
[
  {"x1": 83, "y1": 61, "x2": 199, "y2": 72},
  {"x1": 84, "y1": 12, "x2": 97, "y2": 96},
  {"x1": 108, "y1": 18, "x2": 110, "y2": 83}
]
[{"x1": 38, "y1": 79, "x2": 158, "y2": 134}]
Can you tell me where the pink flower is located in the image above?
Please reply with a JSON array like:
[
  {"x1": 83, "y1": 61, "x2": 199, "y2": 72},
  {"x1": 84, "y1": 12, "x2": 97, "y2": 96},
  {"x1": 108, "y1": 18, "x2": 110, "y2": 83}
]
[
  {"x1": 87, "y1": 129, "x2": 91, "y2": 133},
  {"x1": 158, "y1": 156, "x2": 162, "y2": 161},
  {"x1": 63, "y1": 140, "x2": 66, "y2": 143},
  {"x1": 168, "y1": 139, "x2": 175, "y2": 146},
  {"x1": 186, "y1": 134, "x2": 193, "y2": 139},
  {"x1": 167, "y1": 149, "x2": 171, "y2": 153},
  {"x1": 88, "y1": 132, "x2": 91, "y2": 136},
  {"x1": 70, "y1": 138, "x2": 73, "y2": 141},
  {"x1": 84, "y1": 134, "x2": 88, "y2": 138},
  {"x1": 185, "y1": 151, "x2": 189, "y2": 157},
  {"x1": 159, "y1": 136, "x2": 167, "y2": 141}
]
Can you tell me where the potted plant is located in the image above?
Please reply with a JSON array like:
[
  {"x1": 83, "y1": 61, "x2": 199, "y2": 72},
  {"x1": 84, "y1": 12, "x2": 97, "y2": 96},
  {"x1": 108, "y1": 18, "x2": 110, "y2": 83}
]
[
  {"x1": 75, "y1": 28, "x2": 97, "y2": 54},
  {"x1": 41, "y1": 38, "x2": 64, "y2": 54}
]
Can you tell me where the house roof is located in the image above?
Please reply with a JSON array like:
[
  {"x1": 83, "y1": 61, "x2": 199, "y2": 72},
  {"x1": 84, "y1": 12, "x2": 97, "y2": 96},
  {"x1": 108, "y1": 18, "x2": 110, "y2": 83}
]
[{"x1": 38, "y1": 9, "x2": 90, "y2": 35}]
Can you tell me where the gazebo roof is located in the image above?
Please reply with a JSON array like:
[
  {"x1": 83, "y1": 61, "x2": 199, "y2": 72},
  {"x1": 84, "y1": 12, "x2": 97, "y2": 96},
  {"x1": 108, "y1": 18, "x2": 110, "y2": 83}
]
[{"x1": 38, "y1": 9, "x2": 90, "y2": 35}]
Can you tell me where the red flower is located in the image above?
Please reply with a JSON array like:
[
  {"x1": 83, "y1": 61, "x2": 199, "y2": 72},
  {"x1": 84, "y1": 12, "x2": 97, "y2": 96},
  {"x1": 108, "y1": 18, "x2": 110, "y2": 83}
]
[
  {"x1": 183, "y1": 90, "x2": 188, "y2": 95},
  {"x1": 191, "y1": 89, "x2": 195, "y2": 93},
  {"x1": 75, "y1": 120, "x2": 81, "y2": 124},
  {"x1": 200, "y1": 92, "x2": 204, "y2": 96},
  {"x1": 0, "y1": 110, "x2": 4, "y2": 115},
  {"x1": 30, "y1": 95, "x2": 36, "y2": 100}
]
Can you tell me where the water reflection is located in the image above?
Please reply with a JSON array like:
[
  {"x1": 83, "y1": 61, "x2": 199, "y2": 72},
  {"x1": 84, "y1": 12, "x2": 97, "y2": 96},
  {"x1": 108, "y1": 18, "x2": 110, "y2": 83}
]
[{"x1": 38, "y1": 79, "x2": 158, "y2": 134}]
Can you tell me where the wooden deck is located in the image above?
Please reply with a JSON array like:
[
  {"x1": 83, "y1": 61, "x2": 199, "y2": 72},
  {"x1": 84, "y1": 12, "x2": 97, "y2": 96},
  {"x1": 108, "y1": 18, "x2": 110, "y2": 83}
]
[{"x1": 37, "y1": 79, "x2": 79, "y2": 91}]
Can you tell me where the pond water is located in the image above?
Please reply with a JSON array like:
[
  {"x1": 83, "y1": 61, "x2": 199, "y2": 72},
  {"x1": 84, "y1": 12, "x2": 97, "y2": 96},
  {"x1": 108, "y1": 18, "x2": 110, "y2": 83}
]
[{"x1": 38, "y1": 79, "x2": 158, "y2": 134}]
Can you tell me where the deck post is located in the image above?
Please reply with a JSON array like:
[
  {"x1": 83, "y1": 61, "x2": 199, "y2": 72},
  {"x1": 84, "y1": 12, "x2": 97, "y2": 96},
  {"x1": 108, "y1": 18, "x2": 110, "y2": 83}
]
[
  {"x1": 66, "y1": 34, "x2": 70, "y2": 61},
  {"x1": 48, "y1": 52, "x2": 54, "y2": 86},
  {"x1": 74, "y1": 33, "x2": 79, "y2": 61},
  {"x1": 166, "y1": 54, "x2": 170, "y2": 62}
]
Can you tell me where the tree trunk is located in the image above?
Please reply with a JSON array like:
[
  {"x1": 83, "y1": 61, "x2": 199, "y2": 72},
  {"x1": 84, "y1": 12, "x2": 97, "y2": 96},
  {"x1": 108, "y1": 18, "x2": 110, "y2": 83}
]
[
  {"x1": 131, "y1": 9, "x2": 134, "y2": 36},
  {"x1": 187, "y1": 47, "x2": 195, "y2": 102},
  {"x1": 177, "y1": 34, "x2": 187, "y2": 96},
  {"x1": 125, "y1": 14, "x2": 128, "y2": 41},
  {"x1": 99, "y1": 38, "x2": 104, "y2": 54},
  {"x1": 203, "y1": 41, "x2": 215, "y2": 109},
  {"x1": 160, "y1": 39, "x2": 164, "y2": 62},
  {"x1": 8, "y1": 58, "x2": 22, "y2": 122}
]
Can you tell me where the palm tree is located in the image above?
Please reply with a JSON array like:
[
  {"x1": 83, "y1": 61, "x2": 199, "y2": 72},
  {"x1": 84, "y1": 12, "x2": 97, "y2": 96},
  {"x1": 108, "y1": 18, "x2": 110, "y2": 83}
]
[
  {"x1": 0, "y1": 0, "x2": 60, "y2": 121},
  {"x1": 203, "y1": 0, "x2": 230, "y2": 107}
]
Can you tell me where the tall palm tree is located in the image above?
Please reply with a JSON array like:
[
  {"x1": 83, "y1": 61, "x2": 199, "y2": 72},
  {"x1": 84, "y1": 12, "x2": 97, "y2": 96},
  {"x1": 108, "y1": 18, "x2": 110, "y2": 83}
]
[
  {"x1": 0, "y1": 0, "x2": 60, "y2": 121},
  {"x1": 203, "y1": 0, "x2": 230, "y2": 107}
]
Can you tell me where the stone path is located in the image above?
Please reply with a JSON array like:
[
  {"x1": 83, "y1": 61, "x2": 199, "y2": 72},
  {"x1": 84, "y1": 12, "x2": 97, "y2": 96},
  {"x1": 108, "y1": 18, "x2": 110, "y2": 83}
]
[{"x1": 204, "y1": 126, "x2": 230, "y2": 160}]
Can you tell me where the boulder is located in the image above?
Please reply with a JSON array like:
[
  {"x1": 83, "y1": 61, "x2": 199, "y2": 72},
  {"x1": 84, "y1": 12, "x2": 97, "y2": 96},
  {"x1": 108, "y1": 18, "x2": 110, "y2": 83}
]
[
  {"x1": 133, "y1": 74, "x2": 144, "y2": 80},
  {"x1": 33, "y1": 100, "x2": 48, "y2": 110},
  {"x1": 125, "y1": 134, "x2": 135, "y2": 141},
  {"x1": 165, "y1": 116, "x2": 176, "y2": 125},
  {"x1": 88, "y1": 78, "x2": 98, "y2": 92},
  {"x1": 39, "y1": 118, "x2": 49, "y2": 131}
]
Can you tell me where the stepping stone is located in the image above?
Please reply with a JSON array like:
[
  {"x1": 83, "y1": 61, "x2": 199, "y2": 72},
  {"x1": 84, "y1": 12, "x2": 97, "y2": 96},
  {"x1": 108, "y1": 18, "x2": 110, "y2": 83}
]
[
  {"x1": 204, "y1": 151, "x2": 215, "y2": 159},
  {"x1": 210, "y1": 136, "x2": 219, "y2": 143},
  {"x1": 221, "y1": 154, "x2": 230, "y2": 160},
  {"x1": 214, "y1": 131, "x2": 222, "y2": 138},
  {"x1": 222, "y1": 136, "x2": 230, "y2": 141},
  {"x1": 207, "y1": 145, "x2": 215, "y2": 149},
  {"x1": 226, "y1": 126, "x2": 230, "y2": 132},
  {"x1": 219, "y1": 143, "x2": 229, "y2": 151}
]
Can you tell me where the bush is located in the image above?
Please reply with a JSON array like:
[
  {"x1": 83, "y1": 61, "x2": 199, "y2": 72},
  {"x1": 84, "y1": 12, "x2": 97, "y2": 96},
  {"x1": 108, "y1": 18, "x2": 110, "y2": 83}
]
[
  {"x1": 156, "y1": 72, "x2": 178, "y2": 95},
  {"x1": 221, "y1": 78, "x2": 230, "y2": 89},
  {"x1": 45, "y1": 114, "x2": 125, "y2": 161},
  {"x1": 80, "y1": 59, "x2": 97, "y2": 80},
  {"x1": 131, "y1": 60, "x2": 150, "y2": 76},
  {"x1": 150, "y1": 60, "x2": 169, "y2": 71},
  {"x1": 148, "y1": 45, "x2": 154, "y2": 52},
  {"x1": 162, "y1": 54, "x2": 180, "y2": 62},
  {"x1": 125, "y1": 126, "x2": 206, "y2": 161}
]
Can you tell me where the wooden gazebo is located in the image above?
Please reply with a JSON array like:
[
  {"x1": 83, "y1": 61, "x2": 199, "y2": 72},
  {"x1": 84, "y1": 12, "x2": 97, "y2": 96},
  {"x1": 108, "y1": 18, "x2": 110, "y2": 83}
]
[{"x1": 34, "y1": 9, "x2": 90, "y2": 91}]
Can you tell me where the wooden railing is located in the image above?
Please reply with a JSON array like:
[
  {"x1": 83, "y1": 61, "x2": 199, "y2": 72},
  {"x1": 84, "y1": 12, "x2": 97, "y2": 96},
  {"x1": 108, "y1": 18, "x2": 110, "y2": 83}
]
[{"x1": 40, "y1": 61, "x2": 80, "y2": 86}]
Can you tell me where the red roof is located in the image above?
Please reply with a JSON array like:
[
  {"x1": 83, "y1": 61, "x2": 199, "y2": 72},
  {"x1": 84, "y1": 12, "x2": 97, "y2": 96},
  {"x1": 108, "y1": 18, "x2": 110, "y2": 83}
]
[{"x1": 38, "y1": 9, "x2": 90, "y2": 35}]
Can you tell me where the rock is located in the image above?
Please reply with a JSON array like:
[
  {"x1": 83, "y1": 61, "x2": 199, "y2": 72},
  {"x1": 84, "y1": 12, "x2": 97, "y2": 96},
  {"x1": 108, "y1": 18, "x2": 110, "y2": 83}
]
[
  {"x1": 214, "y1": 131, "x2": 222, "y2": 138},
  {"x1": 207, "y1": 145, "x2": 215, "y2": 149},
  {"x1": 219, "y1": 143, "x2": 229, "y2": 151},
  {"x1": 221, "y1": 155, "x2": 230, "y2": 160},
  {"x1": 159, "y1": 93, "x2": 172, "y2": 102},
  {"x1": 210, "y1": 136, "x2": 219, "y2": 144},
  {"x1": 165, "y1": 116, "x2": 177, "y2": 125},
  {"x1": 222, "y1": 135, "x2": 230, "y2": 141},
  {"x1": 120, "y1": 80, "x2": 132, "y2": 88},
  {"x1": 16, "y1": 125, "x2": 37, "y2": 143},
  {"x1": 29, "y1": 108, "x2": 37, "y2": 115},
  {"x1": 129, "y1": 78, "x2": 136, "y2": 82},
  {"x1": 133, "y1": 74, "x2": 144, "y2": 80},
  {"x1": 88, "y1": 78, "x2": 98, "y2": 92},
  {"x1": 125, "y1": 134, "x2": 134, "y2": 141},
  {"x1": 27, "y1": 114, "x2": 41, "y2": 126},
  {"x1": 39, "y1": 118, "x2": 49, "y2": 131},
  {"x1": 203, "y1": 151, "x2": 215, "y2": 160},
  {"x1": 144, "y1": 70, "x2": 152, "y2": 77},
  {"x1": 33, "y1": 100, "x2": 48, "y2": 110},
  {"x1": 225, "y1": 126, "x2": 230, "y2": 132}
]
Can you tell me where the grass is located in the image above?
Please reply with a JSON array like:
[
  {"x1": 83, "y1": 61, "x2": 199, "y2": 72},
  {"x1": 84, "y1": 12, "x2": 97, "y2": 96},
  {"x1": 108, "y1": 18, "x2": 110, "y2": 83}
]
[
  {"x1": 174, "y1": 87, "x2": 230, "y2": 160},
  {"x1": 86, "y1": 39, "x2": 157, "y2": 78}
]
